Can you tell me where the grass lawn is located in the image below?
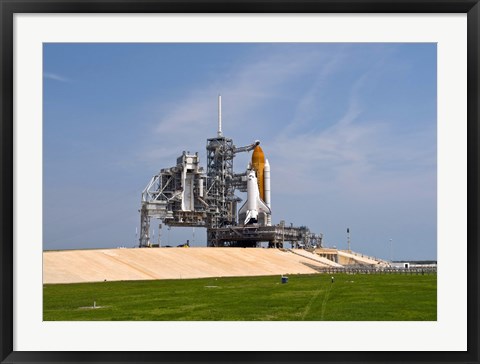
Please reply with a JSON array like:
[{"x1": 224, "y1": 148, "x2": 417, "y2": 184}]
[{"x1": 43, "y1": 273, "x2": 436, "y2": 321}]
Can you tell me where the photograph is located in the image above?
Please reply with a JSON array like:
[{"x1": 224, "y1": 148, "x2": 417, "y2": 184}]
[
  {"x1": 42, "y1": 42, "x2": 437, "y2": 321},
  {"x1": 2, "y1": 4, "x2": 478, "y2": 361}
]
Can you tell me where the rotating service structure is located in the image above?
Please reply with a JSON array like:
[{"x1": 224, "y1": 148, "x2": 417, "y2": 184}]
[
  {"x1": 138, "y1": 96, "x2": 322, "y2": 248},
  {"x1": 139, "y1": 151, "x2": 208, "y2": 247}
]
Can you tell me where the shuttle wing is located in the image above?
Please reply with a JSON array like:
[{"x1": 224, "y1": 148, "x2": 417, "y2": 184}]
[
  {"x1": 238, "y1": 200, "x2": 247, "y2": 216},
  {"x1": 256, "y1": 196, "x2": 271, "y2": 214}
]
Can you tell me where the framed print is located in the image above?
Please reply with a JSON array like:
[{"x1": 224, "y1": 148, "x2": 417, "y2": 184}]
[{"x1": 1, "y1": 1, "x2": 479, "y2": 363}]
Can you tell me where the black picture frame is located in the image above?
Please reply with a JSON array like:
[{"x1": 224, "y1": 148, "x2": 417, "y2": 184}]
[{"x1": 1, "y1": 1, "x2": 479, "y2": 363}]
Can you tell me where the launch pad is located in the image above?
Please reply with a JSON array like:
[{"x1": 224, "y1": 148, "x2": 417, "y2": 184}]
[{"x1": 139, "y1": 96, "x2": 322, "y2": 248}]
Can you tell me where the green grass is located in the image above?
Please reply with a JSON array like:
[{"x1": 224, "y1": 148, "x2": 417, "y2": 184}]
[{"x1": 43, "y1": 273, "x2": 436, "y2": 321}]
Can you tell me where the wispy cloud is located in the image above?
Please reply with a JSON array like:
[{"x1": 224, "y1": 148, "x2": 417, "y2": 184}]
[
  {"x1": 270, "y1": 89, "x2": 435, "y2": 199},
  {"x1": 44, "y1": 72, "x2": 70, "y2": 82},
  {"x1": 139, "y1": 46, "x2": 344, "y2": 166}
]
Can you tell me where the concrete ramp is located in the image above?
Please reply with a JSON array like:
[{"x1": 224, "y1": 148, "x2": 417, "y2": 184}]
[
  {"x1": 288, "y1": 249, "x2": 343, "y2": 268},
  {"x1": 337, "y1": 250, "x2": 388, "y2": 266},
  {"x1": 43, "y1": 247, "x2": 332, "y2": 284}
]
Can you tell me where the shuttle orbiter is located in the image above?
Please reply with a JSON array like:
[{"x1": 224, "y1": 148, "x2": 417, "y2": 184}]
[{"x1": 238, "y1": 170, "x2": 271, "y2": 225}]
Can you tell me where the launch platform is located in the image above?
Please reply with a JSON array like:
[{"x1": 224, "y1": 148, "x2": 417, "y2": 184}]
[{"x1": 208, "y1": 223, "x2": 321, "y2": 248}]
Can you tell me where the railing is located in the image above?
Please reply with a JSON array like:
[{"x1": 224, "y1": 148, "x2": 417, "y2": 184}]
[{"x1": 313, "y1": 267, "x2": 437, "y2": 275}]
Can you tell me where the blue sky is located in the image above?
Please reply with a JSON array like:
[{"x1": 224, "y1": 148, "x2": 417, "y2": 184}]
[{"x1": 43, "y1": 43, "x2": 436, "y2": 260}]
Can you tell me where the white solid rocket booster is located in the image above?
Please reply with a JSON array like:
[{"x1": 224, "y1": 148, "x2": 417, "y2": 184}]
[{"x1": 264, "y1": 159, "x2": 271, "y2": 226}]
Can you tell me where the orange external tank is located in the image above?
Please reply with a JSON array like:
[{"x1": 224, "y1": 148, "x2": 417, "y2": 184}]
[{"x1": 251, "y1": 145, "x2": 265, "y2": 201}]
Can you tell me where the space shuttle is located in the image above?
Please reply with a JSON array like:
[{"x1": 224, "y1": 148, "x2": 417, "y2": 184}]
[
  {"x1": 238, "y1": 170, "x2": 271, "y2": 225},
  {"x1": 238, "y1": 145, "x2": 272, "y2": 225}
]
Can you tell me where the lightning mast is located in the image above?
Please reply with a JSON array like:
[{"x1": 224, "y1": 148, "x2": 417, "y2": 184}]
[{"x1": 218, "y1": 95, "x2": 222, "y2": 137}]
